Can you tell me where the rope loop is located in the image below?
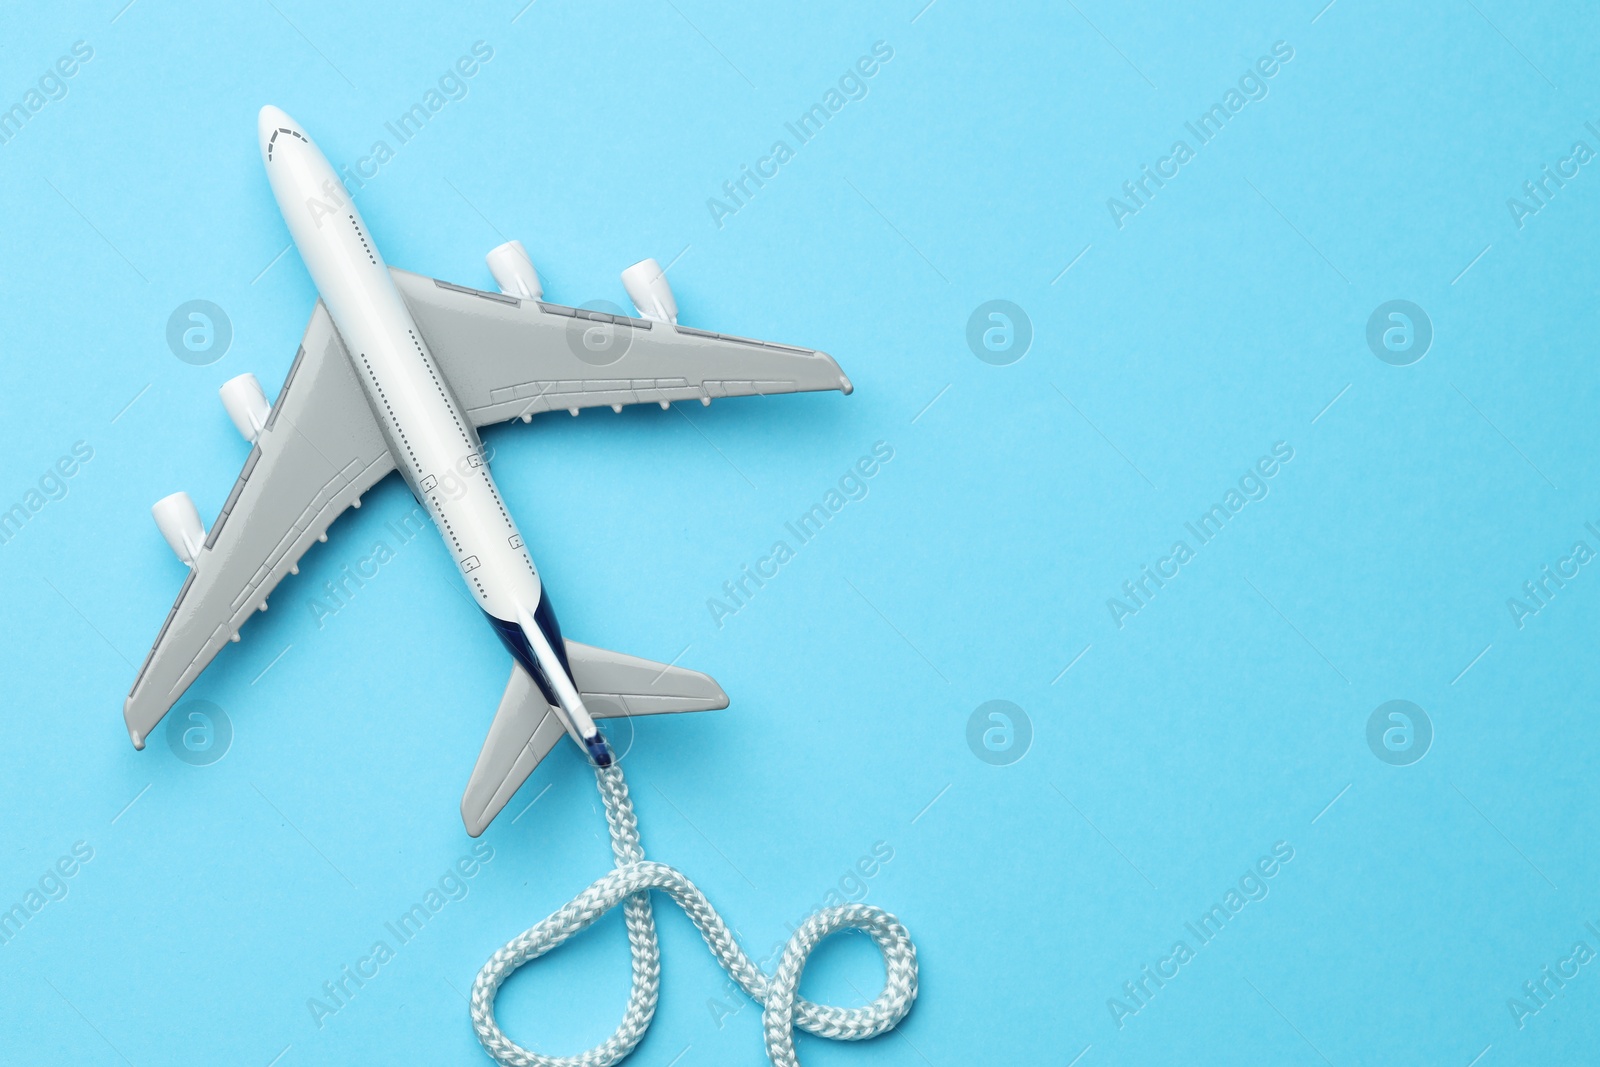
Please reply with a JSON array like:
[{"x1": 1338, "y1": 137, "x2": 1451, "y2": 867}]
[{"x1": 470, "y1": 763, "x2": 918, "y2": 1067}]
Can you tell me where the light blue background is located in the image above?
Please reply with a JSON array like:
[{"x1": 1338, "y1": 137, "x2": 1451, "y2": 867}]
[{"x1": 2, "y1": 1, "x2": 1597, "y2": 1064}]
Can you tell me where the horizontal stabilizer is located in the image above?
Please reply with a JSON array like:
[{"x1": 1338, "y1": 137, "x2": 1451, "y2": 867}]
[
  {"x1": 567, "y1": 640, "x2": 728, "y2": 717},
  {"x1": 461, "y1": 663, "x2": 565, "y2": 837},
  {"x1": 461, "y1": 642, "x2": 727, "y2": 836}
]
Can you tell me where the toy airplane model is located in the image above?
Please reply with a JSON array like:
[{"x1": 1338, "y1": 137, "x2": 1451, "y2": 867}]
[{"x1": 125, "y1": 106, "x2": 852, "y2": 835}]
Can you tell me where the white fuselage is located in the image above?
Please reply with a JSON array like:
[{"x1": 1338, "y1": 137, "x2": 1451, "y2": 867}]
[{"x1": 258, "y1": 109, "x2": 546, "y2": 648}]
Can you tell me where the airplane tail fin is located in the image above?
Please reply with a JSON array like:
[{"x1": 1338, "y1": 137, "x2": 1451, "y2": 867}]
[{"x1": 461, "y1": 642, "x2": 727, "y2": 836}]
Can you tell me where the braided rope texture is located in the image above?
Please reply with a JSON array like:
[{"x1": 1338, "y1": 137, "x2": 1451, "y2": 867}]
[{"x1": 470, "y1": 763, "x2": 919, "y2": 1067}]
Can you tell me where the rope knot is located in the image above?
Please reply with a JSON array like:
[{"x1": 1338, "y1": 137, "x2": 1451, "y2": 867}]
[{"x1": 470, "y1": 764, "x2": 919, "y2": 1067}]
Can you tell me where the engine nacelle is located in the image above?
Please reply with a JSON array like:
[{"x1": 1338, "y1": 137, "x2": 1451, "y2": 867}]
[
  {"x1": 621, "y1": 258, "x2": 677, "y2": 324},
  {"x1": 152, "y1": 491, "x2": 206, "y2": 567},
  {"x1": 487, "y1": 240, "x2": 542, "y2": 300},
  {"x1": 220, "y1": 373, "x2": 271, "y2": 443}
]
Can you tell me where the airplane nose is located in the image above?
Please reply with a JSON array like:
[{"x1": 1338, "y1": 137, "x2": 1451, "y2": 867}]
[
  {"x1": 257, "y1": 105, "x2": 305, "y2": 164},
  {"x1": 258, "y1": 104, "x2": 288, "y2": 141}
]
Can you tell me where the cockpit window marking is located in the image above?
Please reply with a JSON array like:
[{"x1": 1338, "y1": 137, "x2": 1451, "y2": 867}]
[{"x1": 265, "y1": 127, "x2": 307, "y2": 162}]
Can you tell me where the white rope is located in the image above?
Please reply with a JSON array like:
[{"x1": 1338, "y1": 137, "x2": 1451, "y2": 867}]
[{"x1": 470, "y1": 761, "x2": 919, "y2": 1067}]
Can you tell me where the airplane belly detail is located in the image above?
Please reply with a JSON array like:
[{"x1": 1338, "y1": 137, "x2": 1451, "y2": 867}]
[{"x1": 347, "y1": 318, "x2": 543, "y2": 618}]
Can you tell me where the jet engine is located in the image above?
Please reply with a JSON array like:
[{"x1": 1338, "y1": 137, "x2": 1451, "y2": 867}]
[
  {"x1": 220, "y1": 373, "x2": 271, "y2": 443},
  {"x1": 620, "y1": 258, "x2": 677, "y2": 324},
  {"x1": 487, "y1": 240, "x2": 542, "y2": 300},
  {"x1": 151, "y1": 491, "x2": 205, "y2": 567}
]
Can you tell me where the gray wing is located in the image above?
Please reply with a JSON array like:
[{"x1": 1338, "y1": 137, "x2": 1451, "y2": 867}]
[
  {"x1": 391, "y1": 268, "x2": 853, "y2": 428},
  {"x1": 124, "y1": 302, "x2": 394, "y2": 748},
  {"x1": 461, "y1": 645, "x2": 727, "y2": 836}
]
